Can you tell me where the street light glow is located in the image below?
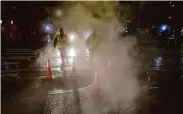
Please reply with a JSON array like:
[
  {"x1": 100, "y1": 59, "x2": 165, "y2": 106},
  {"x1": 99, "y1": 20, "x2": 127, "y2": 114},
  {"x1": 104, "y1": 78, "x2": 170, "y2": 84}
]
[
  {"x1": 46, "y1": 25, "x2": 50, "y2": 30},
  {"x1": 160, "y1": 24, "x2": 168, "y2": 31},
  {"x1": 68, "y1": 48, "x2": 76, "y2": 57},
  {"x1": 56, "y1": 10, "x2": 62, "y2": 17},
  {"x1": 70, "y1": 35, "x2": 75, "y2": 41},
  {"x1": 68, "y1": 32, "x2": 77, "y2": 41},
  {"x1": 11, "y1": 20, "x2": 13, "y2": 24}
]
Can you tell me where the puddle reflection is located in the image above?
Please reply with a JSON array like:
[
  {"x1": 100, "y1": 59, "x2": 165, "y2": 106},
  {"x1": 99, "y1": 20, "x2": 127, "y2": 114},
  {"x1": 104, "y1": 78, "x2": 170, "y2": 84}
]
[{"x1": 153, "y1": 56, "x2": 164, "y2": 70}]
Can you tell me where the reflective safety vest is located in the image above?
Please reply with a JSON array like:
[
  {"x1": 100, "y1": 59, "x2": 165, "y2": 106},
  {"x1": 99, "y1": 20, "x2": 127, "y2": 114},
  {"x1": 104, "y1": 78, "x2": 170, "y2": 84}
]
[{"x1": 55, "y1": 34, "x2": 68, "y2": 48}]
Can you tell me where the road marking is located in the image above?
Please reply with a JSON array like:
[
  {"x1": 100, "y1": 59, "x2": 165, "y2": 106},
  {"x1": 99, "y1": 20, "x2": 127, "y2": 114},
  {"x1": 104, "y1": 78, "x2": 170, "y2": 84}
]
[
  {"x1": 1, "y1": 62, "x2": 19, "y2": 65},
  {"x1": 12, "y1": 74, "x2": 63, "y2": 80},
  {"x1": 48, "y1": 85, "x2": 92, "y2": 94},
  {"x1": 1, "y1": 73, "x2": 19, "y2": 78},
  {"x1": 2, "y1": 53, "x2": 37, "y2": 55},
  {"x1": 4, "y1": 50, "x2": 37, "y2": 52},
  {"x1": 1, "y1": 56, "x2": 34, "y2": 60},
  {"x1": 38, "y1": 67, "x2": 73, "y2": 72},
  {"x1": 149, "y1": 87, "x2": 159, "y2": 89},
  {"x1": 1, "y1": 69, "x2": 20, "y2": 73},
  {"x1": 5, "y1": 48, "x2": 34, "y2": 50}
]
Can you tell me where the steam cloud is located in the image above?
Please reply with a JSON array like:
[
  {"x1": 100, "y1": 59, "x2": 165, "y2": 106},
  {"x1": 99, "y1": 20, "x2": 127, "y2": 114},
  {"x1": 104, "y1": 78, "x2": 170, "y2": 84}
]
[
  {"x1": 59, "y1": 1, "x2": 141, "y2": 112},
  {"x1": 41, "y1": 1, "x2": 143, "y2": 113}
]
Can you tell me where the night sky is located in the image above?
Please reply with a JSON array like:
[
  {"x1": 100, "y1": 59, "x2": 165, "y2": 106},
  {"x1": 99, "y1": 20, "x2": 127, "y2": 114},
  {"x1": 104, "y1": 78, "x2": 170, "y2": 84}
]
[
  {"x1": 141, "y1": 1, "x2": 183, "y2": 26},
  {"x1": 2, "y1": 1, "x2": 183, "y2": 26}
]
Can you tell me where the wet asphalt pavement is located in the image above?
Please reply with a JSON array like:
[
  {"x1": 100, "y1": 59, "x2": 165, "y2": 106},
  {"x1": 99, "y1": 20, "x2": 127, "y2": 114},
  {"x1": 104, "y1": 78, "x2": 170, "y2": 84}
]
[{"x1": 2, "y1": 34, "x2": 183, "y2": 114}]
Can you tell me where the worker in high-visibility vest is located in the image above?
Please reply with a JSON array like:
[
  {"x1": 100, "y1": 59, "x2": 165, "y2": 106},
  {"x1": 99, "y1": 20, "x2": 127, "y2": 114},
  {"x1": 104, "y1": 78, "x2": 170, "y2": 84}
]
[{"x1": 54, "y1": 28, "x2": 69, "y2": 71}]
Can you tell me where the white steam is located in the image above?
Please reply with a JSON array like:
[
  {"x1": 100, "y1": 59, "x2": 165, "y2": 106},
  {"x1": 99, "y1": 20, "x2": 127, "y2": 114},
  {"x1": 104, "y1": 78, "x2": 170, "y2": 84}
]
[{"x1": 44, "y1": 1, "x2": 143, "y2": 113}]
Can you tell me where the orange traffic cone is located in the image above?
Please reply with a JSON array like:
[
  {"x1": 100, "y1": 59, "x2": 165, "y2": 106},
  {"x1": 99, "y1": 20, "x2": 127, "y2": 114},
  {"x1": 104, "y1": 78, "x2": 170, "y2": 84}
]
[
  {"x1": 72, "y1": 57, "x2": 76, "y2": 75},
  {"x1": 46, "y1": 59, "x2": 52, "y2": 80},
  {"x1": 91, "y1": 68, "x2": 100, "y2": 97}
]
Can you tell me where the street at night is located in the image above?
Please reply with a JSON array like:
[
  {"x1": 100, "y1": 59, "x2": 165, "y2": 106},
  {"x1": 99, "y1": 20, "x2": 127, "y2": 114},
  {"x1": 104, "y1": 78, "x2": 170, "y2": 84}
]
[{"x1": 1, "y1": 1, "x2": 183, "y2": 114}]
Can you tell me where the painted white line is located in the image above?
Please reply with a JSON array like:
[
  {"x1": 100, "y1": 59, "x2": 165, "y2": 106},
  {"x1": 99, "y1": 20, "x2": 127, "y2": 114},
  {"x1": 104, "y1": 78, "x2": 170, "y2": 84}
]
[
  {"x1": 15, "y1": 74, "x2": 63, "y2": 80},
  {"x1": 1, "y1": 57, "x2": 33, "y2": 60},
  {"x1": 2, "y1": 53, "x2": 37, "y2": 55},
  {"x1": 5, "y1": 50, "x2": 36, "y2": 52},
  {"x1": 5, "y1": 49, "x2": 34, "y2": 50},
  {"x1": 1, "y1": 70, "x2": 20, "y2": 73},
  {"x1": 51, "y1": 67, "x2": 60, "y2": 71},
  {"x1": 2, "y1": 56, "x2": 35, "y2": 58},
  {"x1": 79, "y1": 85, "x2": 92, "y2": 91},
  {"x1": 38, "y1": 67, "x2": 60, "y2": 72},
  {"x1": 1, "y1": 58, "x2": 30, "y2": 60},
  {"x1": 48, "y1": 85, "x2": 92, "y2": 94},
  {"x1": 149, "y1": 87, "x2": 159, "y2": 89},
  {"x1": 2, "y1": 62, "x2": 19, "y2": 65},
  {"x1": 1, "y1": 73, "x2": 19, "y2": 78}
]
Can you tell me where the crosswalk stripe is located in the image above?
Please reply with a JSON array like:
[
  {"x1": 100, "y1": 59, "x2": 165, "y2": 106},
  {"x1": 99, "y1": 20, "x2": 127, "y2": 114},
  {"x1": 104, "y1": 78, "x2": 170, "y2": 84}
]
[
  {"x1": 4, "y1": 50, "x2": 36, "y2": 52},
  {"x1": 1, "y1": 69, "x2": 20, "y2": 73},
  {"x1": 2, "y1": 53, "x2": 38, "y2": 55},
  {"x1": 48, "y1": 85, "x2": 92, "y2": 94},
  {"x1": 1, "y1": 57, "x2": 32, "y2": 60},
  {"x1": 1, "y1": 62, "x2": 19, "y2": 65},
  {"x1": 1, "y1": 73, "x2": 19, "y2": 78},
  {"x1": 5, "y1": 49, "x2": 34, "y2": 50}
]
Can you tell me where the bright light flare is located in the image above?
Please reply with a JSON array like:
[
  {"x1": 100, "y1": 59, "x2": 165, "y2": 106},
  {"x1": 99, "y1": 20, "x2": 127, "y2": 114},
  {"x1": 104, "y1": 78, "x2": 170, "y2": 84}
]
[
  {"x1": 162, "y1": 26, "x2": 166, "y2": 31},
  {"x1": 56, "y1": 10, "x2": 62, "y2": 17},
  {"x1": 160, "y1": 24, "x2": 168, "y2": 31},
  {"x1": 11, "y1": 20, "x2": 13, "y2": 24},
  {"x1": 0, "y1": 20, "x2": 2, "y2": 24},
  {"x1": 70, "y1": 34, "x2": 75, "y2": 41},
  {"x1": 68, "y1": 32, "x2": 76, "y2": 41},
  {"x1": 46, "y1": 25, "x2": 50, "y2": 30},
  {"x1": 68, "y1": 48, "x2": 76, "y2": 57}
]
